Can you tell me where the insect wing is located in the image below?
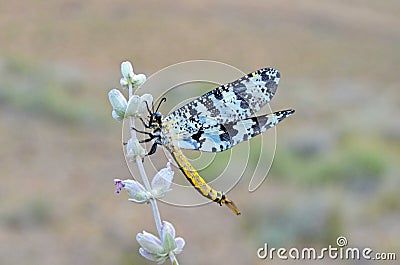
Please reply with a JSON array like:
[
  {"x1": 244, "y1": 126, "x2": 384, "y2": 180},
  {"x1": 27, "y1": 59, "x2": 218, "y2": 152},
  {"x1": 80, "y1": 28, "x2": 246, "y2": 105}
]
[
  {"x1": 163, "y1": 68, "x2": 280, "y2": 136},
  {"x1": 173, "y1": 109, "x2": 295, "y2": 152}
]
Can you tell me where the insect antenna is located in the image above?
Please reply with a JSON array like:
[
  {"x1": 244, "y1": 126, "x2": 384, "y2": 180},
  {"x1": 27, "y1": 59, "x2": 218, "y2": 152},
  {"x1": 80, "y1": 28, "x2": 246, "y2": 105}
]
[
  {"x1": 151, "y1": 100, "x2": 155, "y2": 114},
  {"x1": 144, "y1": 100, "x2": 153, "y2": 115},
  {"x1": 155, "y1": 97, "x2": 167, "y2": 113}
]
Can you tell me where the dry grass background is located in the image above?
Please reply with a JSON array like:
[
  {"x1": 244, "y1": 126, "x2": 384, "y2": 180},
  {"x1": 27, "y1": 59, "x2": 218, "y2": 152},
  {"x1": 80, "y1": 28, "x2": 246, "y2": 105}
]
[{"x1": 0, "y1": 0, "x2": 399, "y2": 264}]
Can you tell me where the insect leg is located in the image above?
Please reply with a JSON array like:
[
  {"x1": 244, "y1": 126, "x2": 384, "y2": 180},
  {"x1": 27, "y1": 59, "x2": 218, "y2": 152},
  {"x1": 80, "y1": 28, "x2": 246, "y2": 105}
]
[
  {"x1": 139, "y1": 117, "x2": 151, "y2": 129},
  {"x1": 131, "y1": 126, "x2": 153, "y2": 136},
  {"x1": 147, "y1": 142, "x2": 159, "y2": 156},
  {"x1": 139, "y1": 138, "x2": 154, "y2": 143}
]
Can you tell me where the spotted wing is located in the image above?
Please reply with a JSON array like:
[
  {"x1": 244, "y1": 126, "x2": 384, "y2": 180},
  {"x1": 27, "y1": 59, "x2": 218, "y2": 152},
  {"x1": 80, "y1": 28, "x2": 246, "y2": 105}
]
[
  {"x1": 172, "y1": 109, "x2": 295, "y2": 152},
  {"x1": 163, "y1": 68, "x2": 281, "y2": 137}
]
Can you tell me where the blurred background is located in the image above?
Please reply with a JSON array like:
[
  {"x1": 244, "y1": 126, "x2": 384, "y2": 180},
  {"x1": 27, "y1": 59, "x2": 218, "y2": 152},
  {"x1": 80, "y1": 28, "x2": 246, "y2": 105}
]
[{"x1": 0, "y1": 0, "x2": 399, "y2": 264}]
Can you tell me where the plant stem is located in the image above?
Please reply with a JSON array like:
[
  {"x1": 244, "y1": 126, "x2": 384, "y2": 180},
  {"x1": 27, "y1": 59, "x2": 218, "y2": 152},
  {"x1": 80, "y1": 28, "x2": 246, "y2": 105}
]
[
  {"x1": 135, "y1": 155, "x2": 163, "y2": 235},
  {"x1": 128, "y1": 83, "x2": 163, "y2": 237},
  {"x1": 169, "y1": 252, "x2": 180, "y2": 265}
]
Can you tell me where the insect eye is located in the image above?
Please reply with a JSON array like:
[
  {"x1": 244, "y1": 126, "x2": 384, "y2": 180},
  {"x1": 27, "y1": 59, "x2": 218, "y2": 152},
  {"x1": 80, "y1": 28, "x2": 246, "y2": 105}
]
[{"x1": 149, "y1": 114, "x2": 157, "y2": 121}]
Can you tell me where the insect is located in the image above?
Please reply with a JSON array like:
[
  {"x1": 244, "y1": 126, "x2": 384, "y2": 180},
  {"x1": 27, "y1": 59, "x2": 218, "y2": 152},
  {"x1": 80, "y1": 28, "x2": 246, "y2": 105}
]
[{"x1": 134, "y1": 68, "x2": 295, "y2": 215}]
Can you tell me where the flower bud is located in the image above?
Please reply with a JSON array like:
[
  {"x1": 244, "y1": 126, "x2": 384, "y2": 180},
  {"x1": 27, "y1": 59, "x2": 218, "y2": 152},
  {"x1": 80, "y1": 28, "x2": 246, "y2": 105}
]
[
  {"x1": 151, "y1": 162, "x2": 174, "y2": 198},
  {"x1": 136, "y1": 231, "x2": 164, "y2": 255},
  {"x1": 114, "y1": 179, "x2": 150, "y2": 203},
  {"x1": 125, "y1": 138, "x2": 146, "y2": 162},
  {"x1": 162, "y1": 232, "x2": 177, "y2": 253},
  {"x1": 124, "y1": 179, "x2": 150, "y2": 203},
  {"x1": 125, "y1": 94, "x2": 153, "y2": 117},
  {"x1": 119, "y1": 61, "x2": 146, "y2": 89},
  {"x1": 174, "y1": 237, "x2": 185, "y2": 254},
  {"x1": 125, "y1": 95, "x2": 141, "y2": 117},
  {"x1": 111, "y1": 110, "x2": 123, "y2": 122},
  {"x1": 136, "y1": 221, "x2": 185, "y2": 263},
  {"x1": 138, "y1": 248, "x2": 163, "y2": 263},
  {"x1": 120, "y1": 78, "x2": 129, "y2": 89},
  {"x1": 161, "y1": 221, "x2": 185, "y2": 255},
  {"x1": 108, "y1": 89, "x2": 127, "y2": 121},
  {"x1": 132, "y1": 73, "x2": 146, "y2": 87},
  {"x1": 161, "y1": 221, "x2": 176, "y2": 239},
  {"x1": 121, "y1": 61, "x2": 134, "y2": 80}
]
